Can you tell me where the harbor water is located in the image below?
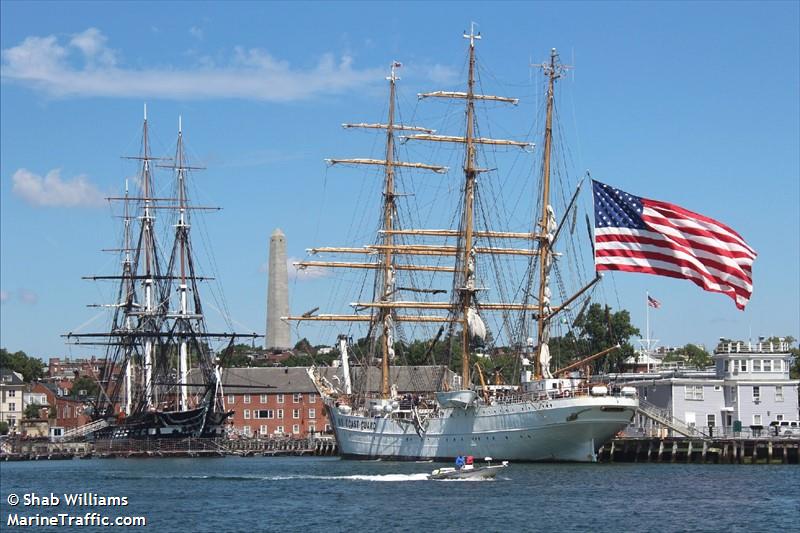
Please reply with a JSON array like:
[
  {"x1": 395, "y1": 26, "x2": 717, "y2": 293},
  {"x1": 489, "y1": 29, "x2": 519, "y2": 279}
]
[{"x1": 1, "y1": 457, "x2": 798, "y2": 532}]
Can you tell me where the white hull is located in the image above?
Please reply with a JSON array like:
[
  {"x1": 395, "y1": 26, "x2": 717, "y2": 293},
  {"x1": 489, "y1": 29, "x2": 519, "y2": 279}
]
[{"x1": 329, "y1": 396, "x2": 637, "y2": 462}]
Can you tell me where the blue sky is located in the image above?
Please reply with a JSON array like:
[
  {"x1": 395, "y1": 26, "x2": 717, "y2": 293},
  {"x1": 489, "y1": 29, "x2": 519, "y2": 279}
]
[{"x1": 1, "y1": 1, "x2": 798, "y2": 359}]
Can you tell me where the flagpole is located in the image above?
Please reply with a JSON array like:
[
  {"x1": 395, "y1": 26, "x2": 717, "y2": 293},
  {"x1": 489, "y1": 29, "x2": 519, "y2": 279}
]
[{"x1": 646, "y1": 291, "x2": 650, "y2": 371}]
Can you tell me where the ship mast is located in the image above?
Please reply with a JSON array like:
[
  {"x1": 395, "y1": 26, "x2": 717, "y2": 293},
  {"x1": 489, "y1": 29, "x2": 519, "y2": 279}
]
[
  {"x1": 534, "y1": 49, "x2": 559, "y2": 379},
  {"x1": 140, "y1": 105, "x2": 157, "y2": 409},
  {"x1": 458, "y1": 25, "x2": 479, "y2": 386},
  {"x1": 379, "y1": 63, "x2": 399, "y2": 399},
  {"x1": 285, "y1": 62, "x2": 445, "y2": 395}
]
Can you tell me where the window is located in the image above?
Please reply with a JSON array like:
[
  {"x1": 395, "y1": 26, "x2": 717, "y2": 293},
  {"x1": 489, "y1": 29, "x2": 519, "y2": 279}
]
[
  {"x1": 724, "y1": 360, "x2": 730, "y2": 372},
  {"x1": 293, "y1": 409, "x2": 300, "y2": 419},
  {"x1": 244, "y1": 394, "x2": 251, "y2": 404},
  {"x1": 309, "y1": 393, "x2": 317, "y2": 404},
  {"x1": 713, "y1": 386, "x2": 721, "y2": 391},
  {"x1": 277, "y1": 409, "x2": 284, "y2": 419},
  {"x1": 733, "y1": 360, "x2": 739, "y2": 372},
  {"x1": 260, "y1": 394, "x2": 268, "y2": 404},
  {"x1": 684, "y1": 385, "x2": 703, "y2": 401},
  {"x1": 731, "y1": 387, "x2": 737, "y2": 401},
  {"x1": 244, "y1": 409, "x2": 251, "y2": 420},
  {"x1": 276, "y1": 426, "x2": 284, "y2": 434},
  {"x1": 753, "y1": 414, "x2": 762, "y2": 426},
  {"x1": 243, "y1": 425, "x2": 251, "y2": 436},
  {"x1": 308, "y1": 408, "x2": 316, "y2": 419},
  {"x1": 707, "y1": 414, "x2": 715, "y2": 428},
  {"x1": 325, "y1": 424, "x2": 332, "y2": 432},
  {"x1": 255, "y1": 410, "x2": 274, "y2": 419},
  {"x1": 740, "y1": 360, "x2": 747, "y2": 372},
  {"x1": 292, "y1": 424, "x2": 300, "y2": 434},
  {"x1": 776, "y1": 414, "x2": 784, "y2": 421},
  {"x1": 260, "y1": 425, "x2": 268, "y2": 435},
  {"x1": 753, "y1": 359, "x2": 761, "y2": 372},
  {"x1": 763, "y1": 360, "x2": 772, "y2": 372},
  {"x1": 775, "y1": 386, "x2": 784, "y2": 402},
  {"x1": 8, "y1": 390, "x2": 16, "y2": 397},
  {"x1": 293, "y1": 393, "x2": 302, "y2": 404},
  {"x1": 227, "y1": 395, "x2": 235, "y2": 404},
  {"x1": 752, "y1": 386, "x2": 760, "y2": 402},
  {"x1": 277, "y1": 394, "x2": 284, "y2": 404},
  {"x1": 309, "y1": 423, "x2": 316, "y2": 433}
]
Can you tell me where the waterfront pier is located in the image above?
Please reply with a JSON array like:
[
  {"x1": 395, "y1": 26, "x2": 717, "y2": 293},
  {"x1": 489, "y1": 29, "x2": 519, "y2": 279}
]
[{"x1": 598, "y1": 437, "x2": 799, "y2": 464}]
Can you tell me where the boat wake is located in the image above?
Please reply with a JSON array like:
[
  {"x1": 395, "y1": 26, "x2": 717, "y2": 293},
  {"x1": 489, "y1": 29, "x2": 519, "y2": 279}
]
[{"x1": 107, "y1": 473, "x2": 431, "y2": 482}]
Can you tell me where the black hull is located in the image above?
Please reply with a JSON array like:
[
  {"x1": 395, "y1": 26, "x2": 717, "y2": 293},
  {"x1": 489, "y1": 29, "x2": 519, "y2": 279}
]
[{"x1": 93, "y1": 406, "x2": 232, "y2": 440}]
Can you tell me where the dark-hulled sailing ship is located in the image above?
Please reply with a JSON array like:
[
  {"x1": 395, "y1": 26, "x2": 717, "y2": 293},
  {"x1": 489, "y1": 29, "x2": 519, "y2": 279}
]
[{"x1": 65, "y1": 108, "x2": 259, "y2": 440}]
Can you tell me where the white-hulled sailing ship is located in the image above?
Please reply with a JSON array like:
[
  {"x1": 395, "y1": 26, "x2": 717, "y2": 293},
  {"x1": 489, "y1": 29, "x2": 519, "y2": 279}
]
[
  {"x1": 287, "y1": 28, "x2": 638, "y2": 462},
  {"x1": 65, "y1": 109, "x2": 259, "y2": 440}
]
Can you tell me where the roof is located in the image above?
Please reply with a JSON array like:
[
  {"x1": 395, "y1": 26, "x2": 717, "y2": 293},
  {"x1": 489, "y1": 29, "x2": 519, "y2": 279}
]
[
  {"x1": 0, "y1": 368, "x2": 25, "y2": 386},
  {"x1": 189, "y1": 365, "x2": 454, "y2": 394}
]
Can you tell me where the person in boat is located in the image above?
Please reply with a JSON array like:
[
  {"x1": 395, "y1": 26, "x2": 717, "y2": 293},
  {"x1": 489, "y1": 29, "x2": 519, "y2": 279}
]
[
  {"x1": 455, "y1": 455, "x2": 465, "y2": 470},
  {"x1": 465, "y1": 455, "x2": 474, "y2": 467}
]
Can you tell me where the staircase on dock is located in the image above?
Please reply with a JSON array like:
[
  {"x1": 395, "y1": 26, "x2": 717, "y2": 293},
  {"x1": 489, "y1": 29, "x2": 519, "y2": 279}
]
[
  {"x1": 60, "y1": 419, "x2": 109, "y2": 440},
  {"x1": 636, "y1": 399, "x2": 707, "y2": 438}
]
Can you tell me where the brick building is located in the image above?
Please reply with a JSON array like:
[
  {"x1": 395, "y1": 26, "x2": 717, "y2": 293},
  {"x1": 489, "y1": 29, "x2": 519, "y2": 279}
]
[
  {"x1": 211, "y1": 365, "x2": 456, "y2": 439},
  {"x1": 220, "y1": 368, "x2": 325, "y2": 438}
]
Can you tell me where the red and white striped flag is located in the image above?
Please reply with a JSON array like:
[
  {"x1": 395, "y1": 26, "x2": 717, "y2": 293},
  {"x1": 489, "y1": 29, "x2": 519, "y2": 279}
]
[
  {"x1": 647, "y1": 295, "x2": 661, "y2": 309},
  {"x1": 592, "y1": 180, "x2": 756, "y2": 310}
]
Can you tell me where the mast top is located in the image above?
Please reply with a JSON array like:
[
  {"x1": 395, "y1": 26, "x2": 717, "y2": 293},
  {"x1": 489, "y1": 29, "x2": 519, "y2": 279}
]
[
  {"x1": 178, "y1": 115, "x2": 183, "y2": 135},
  {"x1": 143, "y1": 103, "x2": 147, "y2": 122},
  {"x1": 388, "y1": 61, "x2": 402, "y2": 82},
  {"x1": 463, "y1": 22, "x2": 481, "y2": 47},
  {"x1": 533, "y1": 48, "x2": 572, "y2": 80}
]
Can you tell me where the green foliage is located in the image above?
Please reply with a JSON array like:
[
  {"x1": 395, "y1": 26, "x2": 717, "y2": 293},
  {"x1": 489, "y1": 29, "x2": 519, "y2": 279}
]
[
  {"x1": 676, "y1": 343, "x2": 712, "y2": 368},
  {"x1": 70, "y1": 376, "x2": 99, "y2": 398},
  {"x1": 554, "y1": 303, "x2": 641, "y2": 373},
  {"x1": 24, "y1": 403, "x2": 43, "y2": 419},
  {"x1": 0, "y1": 421, "x2": 9, "y2": 435},
  {"x1": 0, "y1": 348, "x2": 45, "y2": 382},
  {"x1": 293, "y1": 338, "x2": 314, "y2": 355}
]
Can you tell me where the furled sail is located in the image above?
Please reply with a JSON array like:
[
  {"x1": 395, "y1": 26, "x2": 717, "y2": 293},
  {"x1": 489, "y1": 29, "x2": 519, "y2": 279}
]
[{"x1": 467, "y1": 307, "x2": 487, "y2": 340}]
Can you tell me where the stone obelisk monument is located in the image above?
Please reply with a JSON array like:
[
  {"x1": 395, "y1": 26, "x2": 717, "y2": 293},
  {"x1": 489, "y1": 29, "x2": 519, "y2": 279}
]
[{"x1": 266, "y1": 228, "x2": 290, "y2": 350}]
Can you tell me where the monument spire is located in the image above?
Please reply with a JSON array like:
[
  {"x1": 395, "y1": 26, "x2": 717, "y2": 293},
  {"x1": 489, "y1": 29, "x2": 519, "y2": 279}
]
[{"x1": 266, "y1": 228, "x2": 290, "y2": 350}]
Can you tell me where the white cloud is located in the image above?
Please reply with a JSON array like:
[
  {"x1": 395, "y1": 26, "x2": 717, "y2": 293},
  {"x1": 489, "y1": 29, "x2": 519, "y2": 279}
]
[
  {"x1": 2, "y1": 28, "x2": 384, "y2": 102},
  {"x1": 189, "y1": 26, "x2": 204, "y2": 40},
  {"x1": 11, "y1": 168, "x2": 105, "y2": 207},
  {"x1": 69, "y1": 28, "x2": 116, "y2": 66},
  {"x1": 424, "y1": 64, "x2": 460, "y2": 86},
  {"x1": 288, "y1": 257, "x2": 329, "y2": 281},
  {"x1": 259, "y1": 257, "x2": 330, "y2": 281},
  {"x1": 18, "y1": 289, "x2": 38, "y2": 305}
]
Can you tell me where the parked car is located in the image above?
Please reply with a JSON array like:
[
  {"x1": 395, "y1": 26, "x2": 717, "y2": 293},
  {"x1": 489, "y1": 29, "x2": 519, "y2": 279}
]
[{"x1": 769, "y1": 420, "x2": 800, "y2": 437}]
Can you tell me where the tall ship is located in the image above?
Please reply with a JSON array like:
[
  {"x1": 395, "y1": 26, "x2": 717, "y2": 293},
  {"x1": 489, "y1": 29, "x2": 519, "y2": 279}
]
[
  {"x1": 287, "y1": 28, "x2": 638, "y2": 462},
  {"x1": 65, "y1": 109, "x2": 259, "y2": 439}
]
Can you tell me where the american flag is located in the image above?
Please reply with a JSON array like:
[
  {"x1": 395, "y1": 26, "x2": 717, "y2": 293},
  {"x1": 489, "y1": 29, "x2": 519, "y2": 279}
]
[
  {"x1": 592, "y1": 180, "x2": 756, "y2": 310},
  {"x1": 647, "y1": 295, "x2": 661, "y2": 309}
]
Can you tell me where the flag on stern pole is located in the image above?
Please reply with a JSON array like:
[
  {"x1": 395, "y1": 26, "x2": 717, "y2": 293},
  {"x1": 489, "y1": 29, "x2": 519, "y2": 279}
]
[
  {"x1": 647, "y1": 295, "x2": 661, "y2": 309},
  {"x1": 591, "y1": 180, "x2": 756, "y2": 310}
]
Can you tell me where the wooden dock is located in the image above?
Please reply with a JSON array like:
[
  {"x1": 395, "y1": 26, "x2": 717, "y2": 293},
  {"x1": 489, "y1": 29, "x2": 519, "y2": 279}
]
[
  {"x1": 598, "y1": 437, "x2": 799, "y2": 464},
  {"x1": 1, "y1": 436, "x2": 338, "y2": 460}
]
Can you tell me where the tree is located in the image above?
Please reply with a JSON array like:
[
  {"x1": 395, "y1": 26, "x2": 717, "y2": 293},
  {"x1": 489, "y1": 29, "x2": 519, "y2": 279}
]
[
  {"x1": 293, "y1": 338, "x2": 315, "y2": 355},
  {"x1": 557, "y1": 303, "x2": 641, "y2": 373},
  {"x1": 678, "y1": 344, "x2": 712, "y2": 368},
  {"x1": 70, "y1": 376, "x2": 99, "y2": 398},
  {"x1": 0, "y1": 421, "x2": 8, "y2": 436},
  {"x1": 24, "y1": 403, "x2": 43, "y2": 419},
  {"x1": 0, "y1": 348, "x2": 45, "y2": 382}
]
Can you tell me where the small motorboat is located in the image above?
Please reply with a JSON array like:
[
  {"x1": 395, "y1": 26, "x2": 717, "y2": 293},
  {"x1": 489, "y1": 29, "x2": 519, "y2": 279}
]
[{"x1": 430, "y1": 456, "x2": 508, "y2": 480}]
